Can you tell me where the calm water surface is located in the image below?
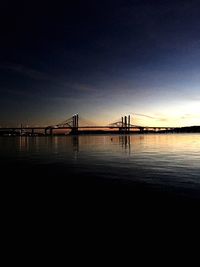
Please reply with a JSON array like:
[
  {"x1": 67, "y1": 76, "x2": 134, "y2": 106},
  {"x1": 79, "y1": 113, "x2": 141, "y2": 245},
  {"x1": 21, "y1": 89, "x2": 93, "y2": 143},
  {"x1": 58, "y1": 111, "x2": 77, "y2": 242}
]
[{"x1": 1, "y1": 134, "x2": 200, "y2": 197}]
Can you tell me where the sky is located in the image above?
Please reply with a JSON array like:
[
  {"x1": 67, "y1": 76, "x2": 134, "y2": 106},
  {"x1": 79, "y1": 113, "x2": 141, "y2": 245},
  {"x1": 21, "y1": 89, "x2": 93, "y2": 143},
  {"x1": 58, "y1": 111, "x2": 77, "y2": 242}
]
[{"x1": 0, "y1": 0, "x2": 200, "y2": 127}]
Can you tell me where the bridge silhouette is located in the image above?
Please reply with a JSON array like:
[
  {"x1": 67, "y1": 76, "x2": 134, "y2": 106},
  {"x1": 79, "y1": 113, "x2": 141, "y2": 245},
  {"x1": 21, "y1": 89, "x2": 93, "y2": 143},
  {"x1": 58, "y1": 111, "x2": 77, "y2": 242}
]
[
  {"x1": 44, "y1": 114, "x2": 139, "y2": 135},
  {"x1": 0, "y1": 114, "x2": 176, "y2": 136}
]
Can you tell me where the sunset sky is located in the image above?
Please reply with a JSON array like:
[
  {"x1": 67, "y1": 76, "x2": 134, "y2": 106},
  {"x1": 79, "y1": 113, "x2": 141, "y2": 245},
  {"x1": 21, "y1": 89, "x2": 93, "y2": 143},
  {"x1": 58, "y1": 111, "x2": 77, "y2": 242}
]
[{"x1": 0, "y1": 0, "x2": 200, "y2": 127}]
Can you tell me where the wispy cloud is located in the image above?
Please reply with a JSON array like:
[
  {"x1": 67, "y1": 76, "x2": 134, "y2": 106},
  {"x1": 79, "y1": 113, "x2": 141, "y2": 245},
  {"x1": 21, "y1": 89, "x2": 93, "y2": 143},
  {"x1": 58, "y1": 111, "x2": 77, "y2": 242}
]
[
  {"x1": 0, "y1": 62, "x2": 49, "y2": 80},
  {"x1": 158, "y1": 118, "x2": 168, "y2": 122},
  {"x1": 0, "y1": 82, "x2": 101, "y2": 102},
  {"x1": 1, "y1": 62, "x2": 101, "y2": 93},
  {"x1": 59, "y1": 81, "x2": 100, "y2": 94},
  {"x1": 181, "y1": 113, "x2": 200, "y2": 120},
  {"x1": 0, "y1": 87, "x2": 34, "y2": 97},
  {"x1": 0, "y1": 62, "x2": 101, "y2": 100},
  {"x1": 132, "y1": 113, "x2": 170, "y2": 122},
  {"x1": 133, "y1": 113, "x2": 155, "y2": 119}
]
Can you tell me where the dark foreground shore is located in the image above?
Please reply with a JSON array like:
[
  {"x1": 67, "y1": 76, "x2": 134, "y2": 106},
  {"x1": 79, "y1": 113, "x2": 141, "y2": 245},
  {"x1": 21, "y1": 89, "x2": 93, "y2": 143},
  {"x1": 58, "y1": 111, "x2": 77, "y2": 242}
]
[
  {"x1": 2, "y1": 161, "x2": 200, "y2": 247},
  {"x1": 2, "y1": 162, "x2": 200, "y2": 212},
  {"x1": 96, "y1": 176, "x2": 200, "y2": 209}
]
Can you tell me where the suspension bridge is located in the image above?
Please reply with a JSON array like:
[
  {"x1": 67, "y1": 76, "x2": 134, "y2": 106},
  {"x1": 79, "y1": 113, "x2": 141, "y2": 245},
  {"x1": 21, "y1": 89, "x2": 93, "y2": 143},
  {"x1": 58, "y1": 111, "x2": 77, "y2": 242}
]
[{"x1": 0, "y1": 114, "x2": 176, "y2": 136}]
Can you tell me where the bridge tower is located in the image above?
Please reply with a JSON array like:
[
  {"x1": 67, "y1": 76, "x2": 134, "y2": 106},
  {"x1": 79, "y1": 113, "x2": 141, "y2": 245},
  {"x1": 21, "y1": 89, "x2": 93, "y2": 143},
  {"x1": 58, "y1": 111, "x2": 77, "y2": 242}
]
[
  {"x1": 120, "y1": 115, "x2": 131, "y2": 133},
  {"x1": 71, "y1": 114, "x2": 79, "y2": 134}
]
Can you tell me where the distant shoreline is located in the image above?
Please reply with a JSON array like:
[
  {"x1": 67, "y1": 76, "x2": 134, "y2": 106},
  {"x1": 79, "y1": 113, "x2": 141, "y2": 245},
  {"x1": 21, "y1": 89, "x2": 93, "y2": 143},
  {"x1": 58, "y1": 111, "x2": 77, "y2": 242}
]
[
  {"x1": 1, "y1": 125, "x2": 200, "y2": 136},
  {"x1": 0, "y1": 129, "x2": 200, "y2": 137}
]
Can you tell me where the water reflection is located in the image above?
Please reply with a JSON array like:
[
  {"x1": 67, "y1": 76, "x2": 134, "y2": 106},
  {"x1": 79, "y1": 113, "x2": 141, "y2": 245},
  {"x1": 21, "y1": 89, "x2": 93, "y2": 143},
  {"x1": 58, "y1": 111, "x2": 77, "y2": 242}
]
[
  {"x1": 72, "y1": 136, "x2": 79, "y2": 153},
  {"x1": 4, "y1": 134, "x2": 200, "y2": 159},
  {"x1": 119, "y1": 135, "x2": 131, "y2": 153},
  {"x1": 1, "y1": 134, "x2": 200, "y2": 201},
  {"x1": 19, "y1": 136, "x2": 30, "y2": 152},
  {"x1": 1, "y1": 134, "x2": 200, "y2": 192}
]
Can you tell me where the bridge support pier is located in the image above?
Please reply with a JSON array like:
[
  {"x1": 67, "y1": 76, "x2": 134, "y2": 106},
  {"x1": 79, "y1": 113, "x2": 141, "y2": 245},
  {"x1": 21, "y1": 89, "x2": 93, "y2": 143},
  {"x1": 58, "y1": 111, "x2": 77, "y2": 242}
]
[
  {"x1": 44, "y1": 128, "x2": 53, "y2": 136},
  {"x1": 139, "y1": 127, "x2": 144, "y2": 133}
]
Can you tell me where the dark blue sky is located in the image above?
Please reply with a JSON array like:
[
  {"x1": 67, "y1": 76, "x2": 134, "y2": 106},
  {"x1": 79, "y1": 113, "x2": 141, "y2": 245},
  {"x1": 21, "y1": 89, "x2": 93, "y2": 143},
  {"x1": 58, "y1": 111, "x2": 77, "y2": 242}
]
[{"x1": 0, "y1": 0, "x2": 200, "y2": 126}]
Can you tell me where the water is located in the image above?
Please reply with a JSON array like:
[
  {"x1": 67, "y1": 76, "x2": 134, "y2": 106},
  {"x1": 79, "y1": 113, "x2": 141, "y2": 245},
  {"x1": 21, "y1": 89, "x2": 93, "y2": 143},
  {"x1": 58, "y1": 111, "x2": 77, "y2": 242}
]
[{"x1": 1, "y1": 134, "x2": 200, "y2": 199}]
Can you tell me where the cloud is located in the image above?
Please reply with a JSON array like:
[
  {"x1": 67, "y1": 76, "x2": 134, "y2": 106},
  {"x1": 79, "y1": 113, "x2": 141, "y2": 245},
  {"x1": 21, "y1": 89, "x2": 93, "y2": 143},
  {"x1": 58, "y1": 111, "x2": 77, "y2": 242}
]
[
  {"x1": 60, "y1": 81, "x2": 100, "y2": 93},
  {"x1": 0, "y1": 87, "x2": 33, "y2": 97},
  {"x1": 132, "y1": 113, "x2": 170, "y2": 122},
  {"x1": 0, "y1": 62, "x2": 101, "y2": 100},
  {"x1": 181, "y1": 113, "x2": 200, "y2": 120},
  {"x1": 133, "y1": 113, "x2": 155, "y2": 119},
  {"x1": 0, "y1": 62, "x2": 49, "y2": 80},
  {"x1": 158, "y1": 118, "x2": 168, "y2": 122}
]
